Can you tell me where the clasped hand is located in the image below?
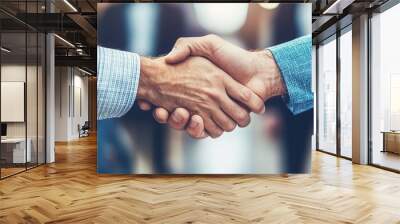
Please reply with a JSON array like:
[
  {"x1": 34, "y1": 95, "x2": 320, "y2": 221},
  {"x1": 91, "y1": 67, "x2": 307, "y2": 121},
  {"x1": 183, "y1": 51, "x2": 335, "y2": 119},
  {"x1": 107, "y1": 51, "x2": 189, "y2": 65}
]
[{"x1": 136, "y1": 34, "x2": 286, "y2": 139}]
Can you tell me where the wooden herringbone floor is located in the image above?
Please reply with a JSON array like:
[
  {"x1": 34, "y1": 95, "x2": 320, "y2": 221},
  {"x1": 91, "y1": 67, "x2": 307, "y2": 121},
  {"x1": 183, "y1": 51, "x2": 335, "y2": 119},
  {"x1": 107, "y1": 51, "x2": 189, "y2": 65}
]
[{"x1": 1, "y1": 135, "x2": 400, "y2": 224}]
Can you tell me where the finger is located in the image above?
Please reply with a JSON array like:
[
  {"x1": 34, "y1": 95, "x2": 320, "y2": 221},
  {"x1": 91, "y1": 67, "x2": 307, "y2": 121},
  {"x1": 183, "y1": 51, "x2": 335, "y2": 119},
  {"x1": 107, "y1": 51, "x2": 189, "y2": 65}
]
[
  {"x1": 186, "y1": 115, "x2": 208, "y2": 139},
  {"x1": 137, "y1": 100, "x2": 152, "y2": 111},
  {"x1": 165, "y1": 35, "x2": 217, "y2": 64},
  {"x1": 219, "y1": 95, "x2": 250, "y2": 128},
  {"x1": 202, "y1": 113, "x2": 224, "y2": 138},
  {"x1": 211, "y1": 109, "x2": 236, "y2": 132},
  {"x1": 165, "y1": 45, "x2": 191, "y2": 64},
  {"x1": 224, "y1": 76, "x2": 265, "y2": 114},
  {"x1": 153, "y1": 108, "x2": 169, "y2": 124},
  {"x1": 168, "y1": 108, "x2": 190, "y2": 130}
]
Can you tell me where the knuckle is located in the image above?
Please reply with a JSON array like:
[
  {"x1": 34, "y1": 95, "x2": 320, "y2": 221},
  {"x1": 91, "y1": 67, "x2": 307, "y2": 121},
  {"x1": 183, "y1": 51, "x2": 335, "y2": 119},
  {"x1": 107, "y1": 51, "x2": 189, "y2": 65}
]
[
  {"x1": 207, "y1": 88, "x2": 223, "y2": 102},
  {"x1": 239, "y1": 89, "x2": 252, "y2": 102},
  {"x1": 213, "y1": 92, "x2": 224, "y2": 102}
]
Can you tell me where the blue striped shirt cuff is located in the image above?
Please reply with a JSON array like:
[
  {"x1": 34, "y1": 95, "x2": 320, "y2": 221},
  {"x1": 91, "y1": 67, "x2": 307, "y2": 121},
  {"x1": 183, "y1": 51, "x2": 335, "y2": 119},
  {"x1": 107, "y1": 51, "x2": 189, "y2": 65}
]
[
  {"x1": 268, "y1": 35, "x2": 313, "y2": 115},
  {"x1": 97, "y1": 46, "x2": 140, "y2": 120}
]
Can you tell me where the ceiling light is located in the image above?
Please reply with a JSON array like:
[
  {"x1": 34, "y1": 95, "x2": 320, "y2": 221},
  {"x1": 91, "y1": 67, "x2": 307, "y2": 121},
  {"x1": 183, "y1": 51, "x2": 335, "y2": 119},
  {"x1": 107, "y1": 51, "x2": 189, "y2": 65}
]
[
  {"x1": 63, "y1": 0, "x2": 78, "y2": 12},
  {"x1": 259, "y1": 3, "x2": 280, "y2": 10},
  {"x1": 78, "y1": 67, "x2": 92, "y2": 76},
  {"x1": 194, "y1": 3, "x2": 248, "y2": 35},
  {"x1": 1, "y1": 47, "x2": 11, "y2": 53},
  {"x1": 54, "y1": 34, "x2": 75, "y2": 48},
  {"x1": 323, "y1": 0, "x2": 354, "y2": 15}
]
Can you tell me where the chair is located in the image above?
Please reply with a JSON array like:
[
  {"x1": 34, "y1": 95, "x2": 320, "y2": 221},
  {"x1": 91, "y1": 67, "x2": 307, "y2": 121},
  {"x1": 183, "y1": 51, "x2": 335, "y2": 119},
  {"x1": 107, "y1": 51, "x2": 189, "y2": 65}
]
[{"x1": 78, "y1": 121, "x2": 90, "y2": 138}]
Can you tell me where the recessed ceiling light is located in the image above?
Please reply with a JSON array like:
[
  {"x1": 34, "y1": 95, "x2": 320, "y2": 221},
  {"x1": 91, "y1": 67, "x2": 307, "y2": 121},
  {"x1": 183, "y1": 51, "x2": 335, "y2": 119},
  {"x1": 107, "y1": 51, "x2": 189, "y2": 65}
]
[
  {"x1": 63, "y1": 0, "x2": 78, "y2": 12},
  {"x1": 259, "y1": 3, "x2": 280, "y2": 10},
  {"x1": 54, "y1": 34, "x2": 75, "y2": 48},
  {"x1": 1, "y1": 47, "x2": 11, "y2": 53},
  {"x1": 322, "y1": 0, "x2": 354, "y2": 15},
  {"x1": 78, "y1": 67, "x2": 92, "y2": 76}
]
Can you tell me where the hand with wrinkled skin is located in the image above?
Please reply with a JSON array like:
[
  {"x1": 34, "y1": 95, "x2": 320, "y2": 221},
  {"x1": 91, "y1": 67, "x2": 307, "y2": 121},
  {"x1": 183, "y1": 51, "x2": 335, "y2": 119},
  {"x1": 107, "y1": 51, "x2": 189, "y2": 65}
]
[
  {"x1": 138, "y1": 34, "x2": 286, "y2": 138},
  {"x1": 137, "y1": 55, "x2": 265, "y2": 138}
]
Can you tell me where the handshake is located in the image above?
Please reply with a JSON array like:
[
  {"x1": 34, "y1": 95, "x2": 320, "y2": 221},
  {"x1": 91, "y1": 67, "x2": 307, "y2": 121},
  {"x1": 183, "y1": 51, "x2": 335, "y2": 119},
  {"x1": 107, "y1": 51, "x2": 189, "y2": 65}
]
[{"x1": 135, "y1": 34, "x2": 287, "y2": 139}]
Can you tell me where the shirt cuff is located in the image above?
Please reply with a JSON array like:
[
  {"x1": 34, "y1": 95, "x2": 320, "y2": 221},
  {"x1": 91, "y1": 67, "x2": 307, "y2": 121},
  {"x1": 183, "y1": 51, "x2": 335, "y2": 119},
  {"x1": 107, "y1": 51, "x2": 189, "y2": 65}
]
[
  {"x1": 267, "y1": 35, "x2": 313, "y2": 115},
  {"x1": 97, "y1": 46, "x2": 141, "y2": 120}
]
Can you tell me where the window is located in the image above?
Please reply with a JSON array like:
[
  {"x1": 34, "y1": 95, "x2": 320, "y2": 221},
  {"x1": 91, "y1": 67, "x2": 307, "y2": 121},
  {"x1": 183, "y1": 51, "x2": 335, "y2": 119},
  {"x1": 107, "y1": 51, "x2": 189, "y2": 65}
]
[
  {"x1": 317, "y1": 36, "x2": 337, "y2": 154},
  {"x1": 339, "y1": 28, "x2": 352, "y2": 158},
  {"x1": 370, "y1": 3, "x2": 400, "y2": 171}
]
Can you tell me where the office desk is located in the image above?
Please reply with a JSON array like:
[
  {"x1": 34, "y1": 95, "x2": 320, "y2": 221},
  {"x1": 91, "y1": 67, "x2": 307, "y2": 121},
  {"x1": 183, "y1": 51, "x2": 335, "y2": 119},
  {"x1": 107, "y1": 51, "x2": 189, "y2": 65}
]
[
  {"x1": 1, "y1": 138, "x2": 31, "y2": 163},
  {"x1": 382, "y1": 131, "x2": 400, "y2": 154}
]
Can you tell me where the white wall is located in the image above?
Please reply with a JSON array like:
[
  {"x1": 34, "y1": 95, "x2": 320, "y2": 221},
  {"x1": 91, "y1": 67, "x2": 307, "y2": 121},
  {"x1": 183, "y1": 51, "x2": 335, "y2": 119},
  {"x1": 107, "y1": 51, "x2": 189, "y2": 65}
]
[
  {"x1": 1, "y1": 65, "x2": 26, "y2": 141},
  {"x1": 1, "y1": 63, "x2": 46, "y2": 163},
  {"x1": 55, "y1": 67, "x2": 69, "y2": 141},
  {"x1": 1, "y1": 65, "x2": 37, "y2": 138},
  {"x1": 55, "y1": 67, "x2": 89, "y2": 141}
]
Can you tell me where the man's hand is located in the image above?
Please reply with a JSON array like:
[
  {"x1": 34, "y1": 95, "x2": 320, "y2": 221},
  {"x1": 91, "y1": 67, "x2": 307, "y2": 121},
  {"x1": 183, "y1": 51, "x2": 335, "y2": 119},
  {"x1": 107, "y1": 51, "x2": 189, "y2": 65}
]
[
  {"x1": 166, "y1": 34, "x2": 286, "y2": 100},
  {"x1": 142, "y1": 34, "x2": 287, "y2": 138},
  {"x1": 137, "y1": 55, "x2": 265, "y2": 138}
]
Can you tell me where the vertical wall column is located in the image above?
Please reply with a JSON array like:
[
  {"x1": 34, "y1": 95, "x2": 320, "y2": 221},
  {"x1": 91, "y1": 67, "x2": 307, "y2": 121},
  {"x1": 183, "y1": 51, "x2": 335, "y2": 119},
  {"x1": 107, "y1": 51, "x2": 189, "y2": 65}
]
[
  {"x1": 88, "y1": 77, "x2": 97, "y2": 132},
  {"x1": 352, "y1": 14, "x2": 369, "y2": 164},
  {"x1": 45, "y1": 1, "x2": 56, "y2": 163},
  {"x1": 46, "y1": 33, "x2": 55, "y2": 163}
]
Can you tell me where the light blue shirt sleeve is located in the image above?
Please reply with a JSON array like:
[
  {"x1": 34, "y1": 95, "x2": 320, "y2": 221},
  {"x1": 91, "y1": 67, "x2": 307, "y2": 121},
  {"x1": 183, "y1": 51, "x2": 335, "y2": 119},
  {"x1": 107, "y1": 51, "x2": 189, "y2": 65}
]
[
  {"x1": 268, "y1": 35, "x2": 313, "y2": 115},
  {"x1": 97, "y1": 46, "x2": 141, "y2": 120}
]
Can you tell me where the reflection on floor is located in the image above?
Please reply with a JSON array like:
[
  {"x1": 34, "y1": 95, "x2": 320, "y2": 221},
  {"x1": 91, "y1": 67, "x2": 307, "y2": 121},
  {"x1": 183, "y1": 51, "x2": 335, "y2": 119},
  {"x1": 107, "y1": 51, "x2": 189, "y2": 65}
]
[
  {"x1": 0, "y1": 163, "x2": 42, "y2": 178},
  {"x1": 0, "y1": 135, "x2": 400, "y2": 223},
  {"x1": 373, "y1": 150, "x2": 400, "y2": 171},
  {"x1": 0, "y1": 167, "x2": 25, "y2": 177}
]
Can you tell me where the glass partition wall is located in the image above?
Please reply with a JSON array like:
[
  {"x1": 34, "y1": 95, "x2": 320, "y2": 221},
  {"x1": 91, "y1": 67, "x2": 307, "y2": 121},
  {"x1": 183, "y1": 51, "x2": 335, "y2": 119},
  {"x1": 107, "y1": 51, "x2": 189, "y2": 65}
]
[
  {"x1": 316, "y1": 0, "x2": 400, "y2": 171},
  {"x1": 0, "y1": 2, "x2": 46, "y2": 179},
  {"x1": 316, "y1": 27, "x2": 353, "y2": 159},
  {"x1": 370, "y1": 3, "x2": 400, "y2": 171},
  {"x1": 0, "y1": 30, "x2": 27, "y2": 177}
]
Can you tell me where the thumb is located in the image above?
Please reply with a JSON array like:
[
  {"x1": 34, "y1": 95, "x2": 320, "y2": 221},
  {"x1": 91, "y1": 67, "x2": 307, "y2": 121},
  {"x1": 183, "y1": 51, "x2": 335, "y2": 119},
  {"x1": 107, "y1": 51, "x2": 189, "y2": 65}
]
[{"x1": 165, "y1": 45, "x2": 191, "y2": 64}]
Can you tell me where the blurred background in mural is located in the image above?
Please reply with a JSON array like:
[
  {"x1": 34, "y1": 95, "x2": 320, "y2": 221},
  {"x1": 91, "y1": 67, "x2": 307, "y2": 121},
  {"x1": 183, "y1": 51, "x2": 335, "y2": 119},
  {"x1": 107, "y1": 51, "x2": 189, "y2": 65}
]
[{"x1": 97, "y1": 3, "x2": 312, "y2": 174}]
